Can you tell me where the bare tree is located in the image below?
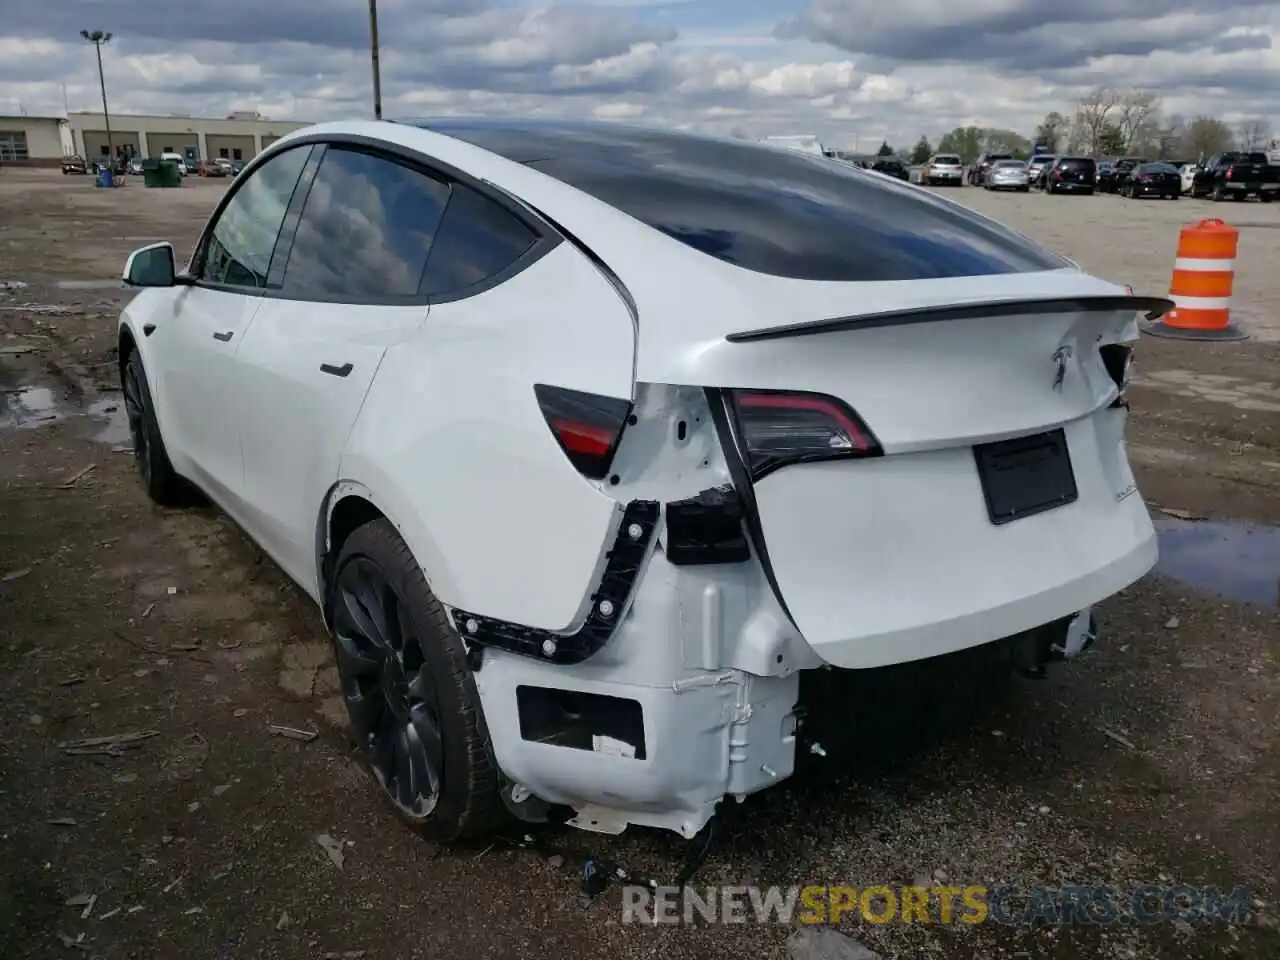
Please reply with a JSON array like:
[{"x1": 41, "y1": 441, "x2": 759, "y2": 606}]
[
  {"x1": 1183, "y1": 116, "x2": 1235, "y2": 160},
  {"x1": 1034, "y1": 111, "x2": 1068, "y2": 152},
  {"x1": 1074, "y1": 86, "x2": 1120, "y2": 156},
  {"x1": 1150, "y1": 112, "x2": 1187, "y2": 159},
  {"x1": 1115, "y1": 90, "x2": 1159, "y2": 152},
  {"x1": 1236, "y1": 118, "x2": 1272, "y2": 151}
]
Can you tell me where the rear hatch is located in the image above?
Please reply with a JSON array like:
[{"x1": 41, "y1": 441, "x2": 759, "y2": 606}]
[{"x1": 705, "y1": 294, "x2": 1167, "y2": 665}]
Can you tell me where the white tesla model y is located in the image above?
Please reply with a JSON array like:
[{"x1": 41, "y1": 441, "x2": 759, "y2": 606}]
[{"x1": 117, "y1": 119, "x2": 1170, "y2": 843}]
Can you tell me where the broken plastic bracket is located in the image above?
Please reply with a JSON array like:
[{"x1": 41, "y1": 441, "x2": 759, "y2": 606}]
[
  {"x1": 451, "y1": 500, "x2": 660, "y2": 666},
  {"x1": 664, "y1": 484, "x2": 751, "y2": 566}
]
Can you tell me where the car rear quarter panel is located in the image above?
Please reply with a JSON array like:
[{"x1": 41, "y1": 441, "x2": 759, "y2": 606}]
[{"x1": 337, "y1": 240, "x2": 638, "y2": 633}]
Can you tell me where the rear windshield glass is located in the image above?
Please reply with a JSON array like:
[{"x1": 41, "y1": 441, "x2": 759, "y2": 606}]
[
  {"x1": 933, "y1": 155, "x2": 961, "y2": 164},
  {"x1": 1059, "y1": 158, "x2": 1096, "y2": 170},
  {"x1": 1238, "y1": 153, "x2": 1268, "y2": 163},
  {"x1": 1139, "y1": 163, "x2": 1178, "y2": 173},
  {"x1": 996, "y1": 160, "x2": 1026, "y2": 167},
  {"x1": 424, "y1": 121, "x2": 1068, "y2": 282}
]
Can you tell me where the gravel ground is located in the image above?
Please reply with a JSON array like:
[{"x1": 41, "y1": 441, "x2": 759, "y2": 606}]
[{"x1": 1, "y1": 169, "x2": 1278, "y2": 960}]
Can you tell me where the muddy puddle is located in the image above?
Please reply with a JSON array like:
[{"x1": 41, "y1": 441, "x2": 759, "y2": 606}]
[
  {"x1": 0, "y1": 384, "x2": 130, "y2": 448},
  {"x1": 1152, "y1": 513, "x2": 1280, "y2": 608}
]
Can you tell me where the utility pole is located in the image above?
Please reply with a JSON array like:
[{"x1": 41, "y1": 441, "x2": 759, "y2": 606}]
[
  {"x1": 368, "y1": 0, "x2": 383, "y2": 120},
  {"x1": 80, "y1": 30, "x2": 114, "y2": 167}
]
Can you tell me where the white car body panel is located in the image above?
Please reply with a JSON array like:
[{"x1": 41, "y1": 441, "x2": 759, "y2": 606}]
[
  {"x1": 155, "y1": 285, "x2": 263, "y2": 506},
  {"x1": 233, "y1": 300, "x2": 427, "y2": 596},
  {"x1": 757, "y1": 410, "x2": 1153, "y2": 666},
  {"x1": 118, "y1": 119, "x2": 1164, "y2": 839},
  {"x1": 339, "y1": 241, "x2": 637, "y2": 631}
]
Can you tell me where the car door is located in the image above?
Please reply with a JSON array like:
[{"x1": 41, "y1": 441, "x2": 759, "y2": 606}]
[
  {"x1": 231, "y1": 144, "x2": 450, "y2": 593},
  {"x1": 156, "y1": 143, "x2": 314, "y2": 506}
]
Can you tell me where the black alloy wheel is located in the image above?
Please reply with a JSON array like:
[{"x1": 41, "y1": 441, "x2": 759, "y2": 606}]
[
  {"x1": 332, "y1": 556, "x2": 444, "y2": 820},
  {"x1": 122, "y1": 358, "x2": 152, "y2": 485},
  {"x1": 328, "y1": 519, "x2": 505, "y2": 841},
  {"x1": 122, "y1": 350, "x2": 187, "y2": 505}
]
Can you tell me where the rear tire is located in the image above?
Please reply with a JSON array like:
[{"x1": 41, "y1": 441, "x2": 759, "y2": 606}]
[
  {"x1": 328, "y1": 519, "x2": 506, "y2": 843},
  {"x1": 122, "y1": 351, "x2": 188, "y2": 507}
]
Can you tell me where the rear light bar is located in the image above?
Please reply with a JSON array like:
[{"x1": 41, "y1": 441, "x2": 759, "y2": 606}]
[
  {"x1": 534, "y1": 384, "x2": 631, "y2": 480},
  {"x1": 727, "y1": 389, "x2": 882, "y2": 482}
]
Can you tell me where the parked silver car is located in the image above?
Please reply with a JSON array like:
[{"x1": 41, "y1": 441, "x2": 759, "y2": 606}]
[
  {"x1": 986, "y1": 159, "x2": 1031, "y2": 192},
  {"x1": 922, "y1": 153, "x2": 965, "y2": 186}
]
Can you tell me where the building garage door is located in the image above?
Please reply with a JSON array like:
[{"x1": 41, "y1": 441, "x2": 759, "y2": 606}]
[
  {"x1": 150, "y1": 132, "x2": 199, "y2": 158},
  {"x1": 206, "y1": 134, "x2": 255, "y2": 161},
  {"x1": 83, "y1": 131, "x2": 142, "y2": 158},
  {"x1": 0, "y1": 132, "x2": 29, "y2": 162}
]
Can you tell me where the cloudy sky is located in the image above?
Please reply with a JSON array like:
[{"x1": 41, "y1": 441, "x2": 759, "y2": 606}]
[{"x1": 2, "y1": 0, "x2": 1276, "y2": 150}]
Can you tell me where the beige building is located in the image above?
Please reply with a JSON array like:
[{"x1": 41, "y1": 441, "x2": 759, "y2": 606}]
[
  {"x1": 0, "y1": 114, "x2": 69, "y2": 167},
  {"x1": 67, "y1": 110, "x2": 312, "y2": 164}
]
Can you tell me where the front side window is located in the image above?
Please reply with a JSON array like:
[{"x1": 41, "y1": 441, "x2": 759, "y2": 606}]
[
  {"x1": 199, "y1": 145, "x2": 311, "y2": 288},
  {"x1": 281, "y1": 147, "x2": 451, "y2": 299}
]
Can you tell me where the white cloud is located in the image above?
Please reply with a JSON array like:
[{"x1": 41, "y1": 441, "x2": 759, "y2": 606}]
[{"x1": 0, "y1": 0, "x2": 1275, "y2": 154}]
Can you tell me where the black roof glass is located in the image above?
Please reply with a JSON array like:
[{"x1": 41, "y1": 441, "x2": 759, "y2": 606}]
[{"x1": 415, "y1": 119, "x2": 1068, "y2": 282}]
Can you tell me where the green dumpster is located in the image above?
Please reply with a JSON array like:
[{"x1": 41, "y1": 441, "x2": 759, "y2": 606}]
[{"x1": 143, "y1": 159, "x2": 182, "y2": 188}]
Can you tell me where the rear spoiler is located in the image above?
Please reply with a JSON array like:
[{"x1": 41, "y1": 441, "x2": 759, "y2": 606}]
[{"x1": 725, "y1": 295, "x2": 1175, "y2": 343}]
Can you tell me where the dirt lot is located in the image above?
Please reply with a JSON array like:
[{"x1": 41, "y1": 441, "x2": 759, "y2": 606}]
[{"x1": 1, "y1": 168, "x2": 1278, "y2": 960}]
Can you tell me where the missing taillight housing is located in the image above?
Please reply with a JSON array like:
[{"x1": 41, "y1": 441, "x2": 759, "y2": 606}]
[
  {"x1": 727, "y1": 388, "x2": 882, "y2": 482},
  {"x1": 534, "y1": 383, "x2": 631, "y2": 480},
  {"x1": 1100, "y1": 343, "x2": 1134, "y2": 408}
]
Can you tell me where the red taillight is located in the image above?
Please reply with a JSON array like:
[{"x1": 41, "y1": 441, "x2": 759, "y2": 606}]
[
  {"x1": 727, "y1": 389, "x2": 882, "y2": 481},
  {"x1": 1225, "y1": 168, "x2": 1233, "y2": 179},
  {"x1": 534, "y1": 384, "x2": 631, "y2": 480}
]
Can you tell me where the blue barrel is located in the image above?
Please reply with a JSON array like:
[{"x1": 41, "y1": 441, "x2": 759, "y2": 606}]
[{"x1": 97, "y1": 167, "x2": 114, "y2": 188}]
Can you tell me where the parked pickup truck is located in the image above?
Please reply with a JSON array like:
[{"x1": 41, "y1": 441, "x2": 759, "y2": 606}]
[{"x1": 1189, "y1": 152, "x2": 1278, "y2": 202}]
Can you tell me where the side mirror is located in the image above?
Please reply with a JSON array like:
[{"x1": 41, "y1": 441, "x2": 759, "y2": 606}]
[{"x1": 123, "y1": 242, "x2": 176, "y2": 287}]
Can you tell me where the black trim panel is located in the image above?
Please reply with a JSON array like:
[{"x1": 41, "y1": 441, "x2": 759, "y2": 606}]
[
  {"x1": 726, "y1": 295, "x2": 1176, "y2": 343},
  {"x1": 451, "y1": 500, "x2": 659, "y2": 666}
]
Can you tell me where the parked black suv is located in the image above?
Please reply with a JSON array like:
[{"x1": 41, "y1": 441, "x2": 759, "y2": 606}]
[{"x1": 1042, "y1": 156, "x2": 1096, "y2": 194}]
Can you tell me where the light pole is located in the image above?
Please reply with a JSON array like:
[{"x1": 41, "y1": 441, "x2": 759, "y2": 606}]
[
  {"x1": 368, "y1": 0, "x2": 382, "y2": 120},
  {"x1": 80, "y1": 30, "x2": 114, "y2": 169}
]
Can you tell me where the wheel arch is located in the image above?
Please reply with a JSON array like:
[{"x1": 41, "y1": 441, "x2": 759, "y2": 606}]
[
  {"x1": 117, "y1": 322, "x2": 139, "y2": 382},
  {"x1": 316, "y1": 477, "x2": 458, "y2": 630}
]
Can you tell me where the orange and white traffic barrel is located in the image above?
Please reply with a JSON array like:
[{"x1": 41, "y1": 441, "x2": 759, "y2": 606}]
[{"x1": 1145, "y1": 218, "x2": 1247, "y2": 340}]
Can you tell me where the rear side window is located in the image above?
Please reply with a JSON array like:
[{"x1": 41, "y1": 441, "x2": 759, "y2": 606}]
[
  {"x1": 199, "y1": 145, "x2": 310, "y2": 288},
  {"x1": 419, "y1": 184, "x2": 537, "y2": 298},
  {"x1": 282, "y1": 147, "x2": 450, "y2": 299}
]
